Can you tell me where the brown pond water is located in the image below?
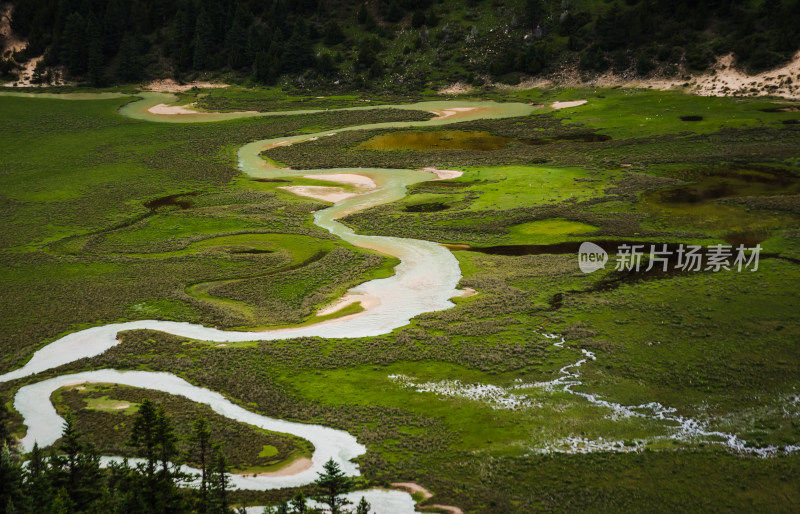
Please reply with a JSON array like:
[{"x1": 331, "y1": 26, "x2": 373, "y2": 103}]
[
  {"x1": 642, "y1": 166, "x2": 800, "y2": 241},
  {"x1": 355, "y1": 130, "x2": 609, "y2": 151}
]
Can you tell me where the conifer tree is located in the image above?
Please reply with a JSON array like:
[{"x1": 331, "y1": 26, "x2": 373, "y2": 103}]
[
  {"x1": 209, "y1": 444, "x2": 231, "y2": 513},
  {"x1": 193, "y1": 8, "x2": 214, "y2": 70},
  {"x1": 188, "y1": 417, "x2": 213, "y2": 513},
  {"x1": 314, "y1": 458, "x2": 353, "y2": 514},
  {"x1": 0, "y1": 443, "x2": 25, "y2": 513},
  {"x1": 47, "y1": 413, "x2": 103, "y2": 510}
]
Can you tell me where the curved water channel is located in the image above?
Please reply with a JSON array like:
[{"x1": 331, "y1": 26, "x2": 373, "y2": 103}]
[{"x1": 0, "y1": 91, "x2": 534, "y2": 508}]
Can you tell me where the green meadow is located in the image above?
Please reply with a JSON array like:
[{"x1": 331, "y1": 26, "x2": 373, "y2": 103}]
[{"x1": 1, "y1": 87, "x2": 800, "y2": 511}]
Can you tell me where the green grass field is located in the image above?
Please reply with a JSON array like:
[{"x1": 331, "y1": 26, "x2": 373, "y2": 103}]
[{"x1": 2, "y1": 86, "x2": 800, "y2": 512}]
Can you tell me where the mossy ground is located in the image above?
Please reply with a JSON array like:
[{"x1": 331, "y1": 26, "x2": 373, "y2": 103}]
[{"x1": 2, "y1": 87, "x2": 800, "y2": 511}]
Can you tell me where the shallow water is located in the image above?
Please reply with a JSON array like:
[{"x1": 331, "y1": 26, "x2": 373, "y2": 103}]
[
  {"x1": 529, "y1": 333, "x2": 800, "y2": 457},
  {"x1": 0, "y1": 92, "x2": 534, "y2": 502},
  {"x1": 16, "y1": 369, "x2": 364, "y2": 489},
  {"x1": 0, "y1": 95, "x2": 535, "y2": 382},
  {"x1": 642, "y1": 166, "x2": 800, "y2": 239},
  {"x1": 242, "y1": 489, "x2": 422, "y2": 513}
]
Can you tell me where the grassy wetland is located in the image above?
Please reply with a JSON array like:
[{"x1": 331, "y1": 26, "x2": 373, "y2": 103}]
[{"x1": 1, "y1": 85, "x2": 800, "y2": 513}]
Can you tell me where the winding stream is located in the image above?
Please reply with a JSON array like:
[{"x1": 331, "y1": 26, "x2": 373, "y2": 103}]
[
  {"x1": 528, "y1": 333, "x2": 800, "y2": 457},
  {"x1": 0, "y1": 91, "x2": 533, "y2": 509},
  {"x1": 3, "y1": 90, "x2": 796, "y2": 510}
]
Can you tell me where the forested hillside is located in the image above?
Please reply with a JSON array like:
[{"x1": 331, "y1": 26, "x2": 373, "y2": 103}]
[{"x1": 2, "y1": 0, "x2": 800, "y2": 89}]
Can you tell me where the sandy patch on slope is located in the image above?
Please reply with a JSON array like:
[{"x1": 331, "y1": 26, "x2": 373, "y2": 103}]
[
  {"x1": 419, "y1": 167, "x2": 463, "y2": 180},
  {"x1": 1, "y1": 5, "x2": 25, "y2": 55},
  {"x1": 142, "y1": 78, "x2": 229, "y2": 92},
  {"x1": 551, "y1": 100, "x2": 587, "y2": 109},
  {"x1": 489, "y1": 51, "x2": 800, "y2": 100},
  {"x1": 0, "y1": 6, "x2": 59, "y2": 87},
  {"x1": 586, "y1": 52, "x2": 800, "y2": 99},
  {"x1": 682, "y1": 52, "x2": 800, "y2": 99},
  {"x1": 250, "y1": 457, "x2": 313, "y2": 477},
  {"x1": 8, "y1": 55, "x2": 43, "y2": 86},
  {"x1": 438, "y1": 82, "x2": 474, "y2": 95}
]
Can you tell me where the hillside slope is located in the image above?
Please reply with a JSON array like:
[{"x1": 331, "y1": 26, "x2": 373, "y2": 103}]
[{"x1": 1, "y1": 0, "x2": 799, "y2": 93}]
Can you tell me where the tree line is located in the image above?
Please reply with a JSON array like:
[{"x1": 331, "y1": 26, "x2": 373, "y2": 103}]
[
  {"x1": 2, "y1": 0, "x2": 798, "y2": 89},
  {"x1": 0, "y1": 399, "x2": 372, "y2": 514}
]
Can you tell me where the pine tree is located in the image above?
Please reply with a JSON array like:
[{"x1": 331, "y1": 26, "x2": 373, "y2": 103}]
[
  {"x1": 130, "y1": 399, "x2": 159, "y2": 486},
  {"x1": 314, "y1": 458, "x2": 353, "y2": 514},
  {"x1": 32, "y1": 59, "x2": 48, "y2": 83},
  {"x1": 25, "y1": 443, "x2": 54, "y2": 512},
  {"x1": 323, "y1": 20, "x2": 346, "y2": 46},
  {"x1": 86, "y1": 14, "x2": 104, "y2": 86},
  {"x1": 47, "y1": 413, "x2": 103, "y2": 510},
  {"x1": 290, "y1": 490, "x2": 307, "y2": 513},
  {"x1": 254, "y1": 43, "x2": 281, "y2": 84},
  {"x1": 63, "y1": 11, "x2": 88, "y2": 76},
  {"x1": 103, "y1": 0, "x2": 128, "y2": 57},
  {"x1": 155, "y1": 405, "x2": 179, "y2": 481},
  {"x1": 226, "y1": 5, "x2": 251, "y2": 69},
  {"x1": 0, "y1": 443, "x2": 26, "y2": 513},
  {"x1": 193, "y1": 7, "x2": 214, "y2": 70},
  {"x1": 0, "y1": 400, "x2": 11, "y2": 447},
  {"x1": 129, "y1": 399, "x2": 184, "y2": 512},
  {"x1": 282, "y1": 20, "x2": 315, "y2": 74},
  {"x1": 50, "y1": 487, "x2": 75, "y2": 514},
  {"x1": 525, "y1": 0, "x2": 544, "y2": 29},
  {"x1": 114, "y1": 32, "x2": 141, "y2": 82},
  {"x1": 357, "y1": 4, "x2": 368, "y2": 24},
  {"x1": 316, "y1": 52, "x2": 336, "y2": 74},
  {"x1": 270, "y1": 0, "x2": 289, "y2": 33},
  {"x1": 356, "y1": 496, "x2": 372, "y2": 514},
  {"x1": 105, "y1": 458, "x2": 147, "y2": 512},
  {"x1": 209, "y1": 444, "x2": 231, "y2": 513},
  {"x1": 411, "y1": 11, "x2": 426, "y2": 29},
  {"x1": 387, "y1": 1, "x2": 404, "y2": 23},
  {"x1": 188, "y1": 417, "x2": 213, "y2": 513}
]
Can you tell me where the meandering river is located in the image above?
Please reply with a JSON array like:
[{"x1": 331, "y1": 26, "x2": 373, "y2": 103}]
[{"x1": 0, "y1": 91, "x2": 534, "y2": 510}]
